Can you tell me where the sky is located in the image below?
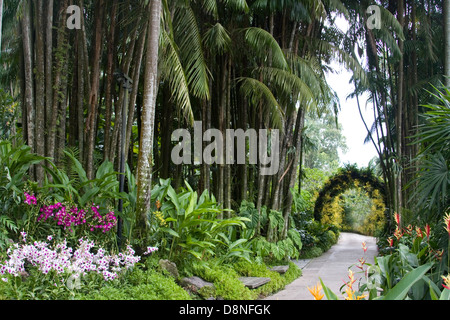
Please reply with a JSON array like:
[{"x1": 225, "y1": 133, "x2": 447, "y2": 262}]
[
  {"x1": 326, "y1": 64, "x2": 379, "y2": 168},
  {"x1": 323, "y1": 16, "x2": 379, "y2": 169}
]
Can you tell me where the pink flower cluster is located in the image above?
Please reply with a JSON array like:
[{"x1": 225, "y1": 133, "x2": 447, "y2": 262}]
[
  {"x1": 27, "y1": 192, "x2": 118, "y2": 233},
  {"x1": 0, "y1": 234, "x2": 145, "y2": 282},
  {"x1": 89, "y1": 205, "x2": 117, "y2": 233},
  {"x1": 24, "y1": 193, "x2": 37, "y2": 206},
  {"x1": 143, "y1": 246, "x2": 159, "y2": 255}
]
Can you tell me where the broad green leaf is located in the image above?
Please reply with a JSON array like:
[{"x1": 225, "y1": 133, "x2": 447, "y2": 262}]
[
  {"x1": 319, "y1": 278, "x2": 339, "y2": 300},
  {"x1": 167, "y1": 186, "x2": 180, "y2": 212},
  {"x1": 160, "y1": 227, "x2": 180, "y2": 238},
  {"x1": 382, "y1": 263, "x2": 433, "y2": 300},
  {"x1": 440, "y1": 288, "x2": 450, "y2": 300},
  {"x1": 80, "y1": 187, "x2": 100, "y2": 207},
  {"x1": 429, "y1": 282, "x2": 440, "y2": 300},
  {"x1": 185, "y1": 191, "x2": 197, "y2": 217},
  {"x1": 228, "y1": 238, "x2": 248, "y2": 250}
]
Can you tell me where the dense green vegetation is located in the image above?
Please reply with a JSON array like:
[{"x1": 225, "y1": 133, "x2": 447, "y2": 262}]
[{"x1": 0, "y1": 0, "x2": 448, "y2": 301}]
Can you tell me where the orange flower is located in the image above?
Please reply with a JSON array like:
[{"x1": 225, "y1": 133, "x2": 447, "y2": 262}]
[
  {"x1": 434, "y1": 249, "x2": 444, "y2": 261},
  {"x1": 425, "y1": 223, "x2": 431, "y2": 239},
  {"x1": 347, "y1": 270, "x2": 356, "y2": 289},
  {"x1": 405, "y1": 224, "x2": 413, "y2": 235},
  {"x1": 394, "y1": 227, "x2": 403, "y2": 240},
  {"x1": 344, "y1": 286, "x2": 355, "y2": 300},
  {"x1": 444, "y1": 212, "x2": 450, "y2": 236},
  {"x1": 415, "y1": 227, "x2": 423, "y2": 238},
  {"x1": 357, "y1": 257, "x2": 366, "y2": 270},
  {"x1": 387, "y1": 237, "x2": 394, "y2": 247},
  {"x1": 394, "y1": 212, "x2": 401, "y2": 226},
  {"x1": 308, "y1": 283, "x2": 324, "y2": 300},
  {"x1": 425, "y1": 224, "x2": 431, "y2": 239},
  {"x1": 156, "y1": 200, "x2": 161, "y2": 210},
  {"x1": 362, "y1": 242, "x2": 367, "y2": 253},
  {"x1": 344, "y1": 270, "x2": 367, "y2": 300},
  {"x1": 442, "y1": 275, "x2": 450, "y2": 290}
]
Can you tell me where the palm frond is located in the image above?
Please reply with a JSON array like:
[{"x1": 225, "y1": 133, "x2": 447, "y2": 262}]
[
  {"x1": 244, "y1": 27, "x2": 289, "y2": 70},
  {"x1": 160, "y1": 28, "x2": 195, "y2": 125},
  {"x1": 285, "y1": 53, "x2": 326, "y2": 100},
  {"x1": 312, "y1": 38, "x2": 368, "y2": 87},
  {"x1": 256, "y1": 66, "x2": 317, "y2": 111},
  {"x1": 410, "y1": 152, "x2": 449, "y2": 210},
  {"x1": 173, "y1": 3, "x2": 211, "y2": 101},
  {"x1": 220, "y1": 0, "x2": 249, "y2": 13},
  {"x1": 199, "y1": 0, "x2": 219, "y2": 18},
  {"x1": 415, "y1": 88, "x2": 450, "y2": 152},
  {"x1": 323, "y1": 0, "x2": 349, "y2": 18},
  {"x1": 203, "y1": 22, "x2": 232, "y2": 56},
  {"x1": 379, "y1": 5, "x2": 405, "y2": 41},
  {"x1": 237, "y1": 77, "x2": 285, "y2": 131}
]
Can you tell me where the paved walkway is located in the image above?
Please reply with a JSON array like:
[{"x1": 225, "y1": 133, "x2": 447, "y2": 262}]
[{"x1": 265, "y1": 232, "x2": 378, "y2": 300}]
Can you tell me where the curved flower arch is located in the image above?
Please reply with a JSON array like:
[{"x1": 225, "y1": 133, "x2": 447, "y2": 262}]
[{"x1": 313, "y1": 165, "x2": 389, "y2": 231}]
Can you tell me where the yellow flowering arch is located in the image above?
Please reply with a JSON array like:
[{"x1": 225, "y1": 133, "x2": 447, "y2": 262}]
[{"x1": 313, "y1": 165, "x2": 388, "y2": 234}]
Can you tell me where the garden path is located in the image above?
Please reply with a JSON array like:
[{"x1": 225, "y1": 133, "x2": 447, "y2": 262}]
[{"x1": 264, "y1": 232, "x2": 378, "y2": 300}]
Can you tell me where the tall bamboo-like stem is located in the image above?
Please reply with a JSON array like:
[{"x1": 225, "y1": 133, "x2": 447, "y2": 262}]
[
  {"x1": 445, "y1": 0, "x2": 450, "y2": 87},
  {"x1": 396, "y1": 0, "x2": 405, "y2": 223},
  {"x1": 135, "y1": 0, "x2": 162, "y2": 243},
  {"x1": 85, "y1": 0, "x2": 105, "y2": 179},
  {"x1": 21, "y1": 0, "x2": 35, "y2": 179}
]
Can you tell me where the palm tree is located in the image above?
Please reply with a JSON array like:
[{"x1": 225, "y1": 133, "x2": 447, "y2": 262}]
[
  {"x1": 135, "y1": 0, "x2": 163, "y2": 242},
  {"x1": 0, "y1": 0, "x2": 3, "y2": 58}
]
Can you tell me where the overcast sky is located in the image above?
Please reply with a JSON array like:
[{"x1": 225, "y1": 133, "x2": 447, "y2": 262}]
[
  {"x1": 323, "y1": 16, "x2": 379, "y2": 169},
  {"x1": 325, "y1": 64, "x2": 379, "y2": 168}
]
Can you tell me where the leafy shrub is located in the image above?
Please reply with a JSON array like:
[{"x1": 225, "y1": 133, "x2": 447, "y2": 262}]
[
  {"x1": 77, "y1": 267, "x2": 191, "y2": 300},
  {"x1": 319, "y1": 212, "x2": 450, "y2": 300},
  {"x1": 0, "y1": 234, "x2": 154, "y2": 300},
  {"x1": 0, "y1": 140, "x2": 45, "y2": 247},
  {"x1": 21, "y1": 151, "x2": 131, "y2": 249},
  {"x1": 300, "y1": 246, "x2": 323, "y2": 259},
  {"x1": 0, "y1": 90, "x2": 18, "y2": 140},
  {"x1": 237, "y1": 201, "x2": 303, "y2": 263},
  {"x1": 297, "y1": 218, "x2": 339, "y2": 259},
  {"x1": 149, "y1": 179, "x2": 250, "y2": 263},
  {"x1": 188, "y1": 261, "x2": 256, "y2": 300},
  {"x1": 0, "y1": 233, "x2": 164, "y2": 300},
  {"x1": 318, "y1": 230, "x2": 337, "y2": 251}
]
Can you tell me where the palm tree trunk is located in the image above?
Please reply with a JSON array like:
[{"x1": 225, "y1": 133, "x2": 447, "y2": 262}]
[
  {"x1": 0, "y1": 0, "x2": 3, "y2": 57},
  {"x1": 225, "y1": 57, "x2": 232, "y2": 214},
  {"x1": 21, "y1": 0, "x2": 35, "y2": 172},
  {"x1": 282, "y1": 106, "x2": 305, "y2": 239},
  {"x1": 125, "y1": 19, "x2": 148, "y2": 159},
  {"x1": 104, "y1": 0, "x2": 118, "y2": 161},
  {"x1": 77, "y1": 28, "x2": 85, "y2": 160},
  {"x1": 85, "y1": 0, "x2": 105, "y2": 179},
  {"x1": 445, "y1": 0, "x2": 450, "y2": 86},
  {"x1": 109, "y1": 22, "x2": 138, "y2": 166},
  {"x1": 135, "y1": 0, "x2": 162, "y2": 241},
  {"x1": 271, "y1": 114, "x2": 294, "y2": 211},
  {"x1": 396, "y1": 0, "x2": 405, "y2": 220},
  {"x1": 45, "y1": 0, "x2": 53, "y2": 154},
  {"x1": 34, "y1": 0, "x2": 45, "y2": 182},
  {"x1": 48, "y1": 0, "x2": 69, "y2": 163}
]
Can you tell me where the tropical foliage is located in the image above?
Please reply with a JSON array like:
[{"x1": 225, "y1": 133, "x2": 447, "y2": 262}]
[{"x1": 0, "y1": 0, "x2": 448, "y2": 302}]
